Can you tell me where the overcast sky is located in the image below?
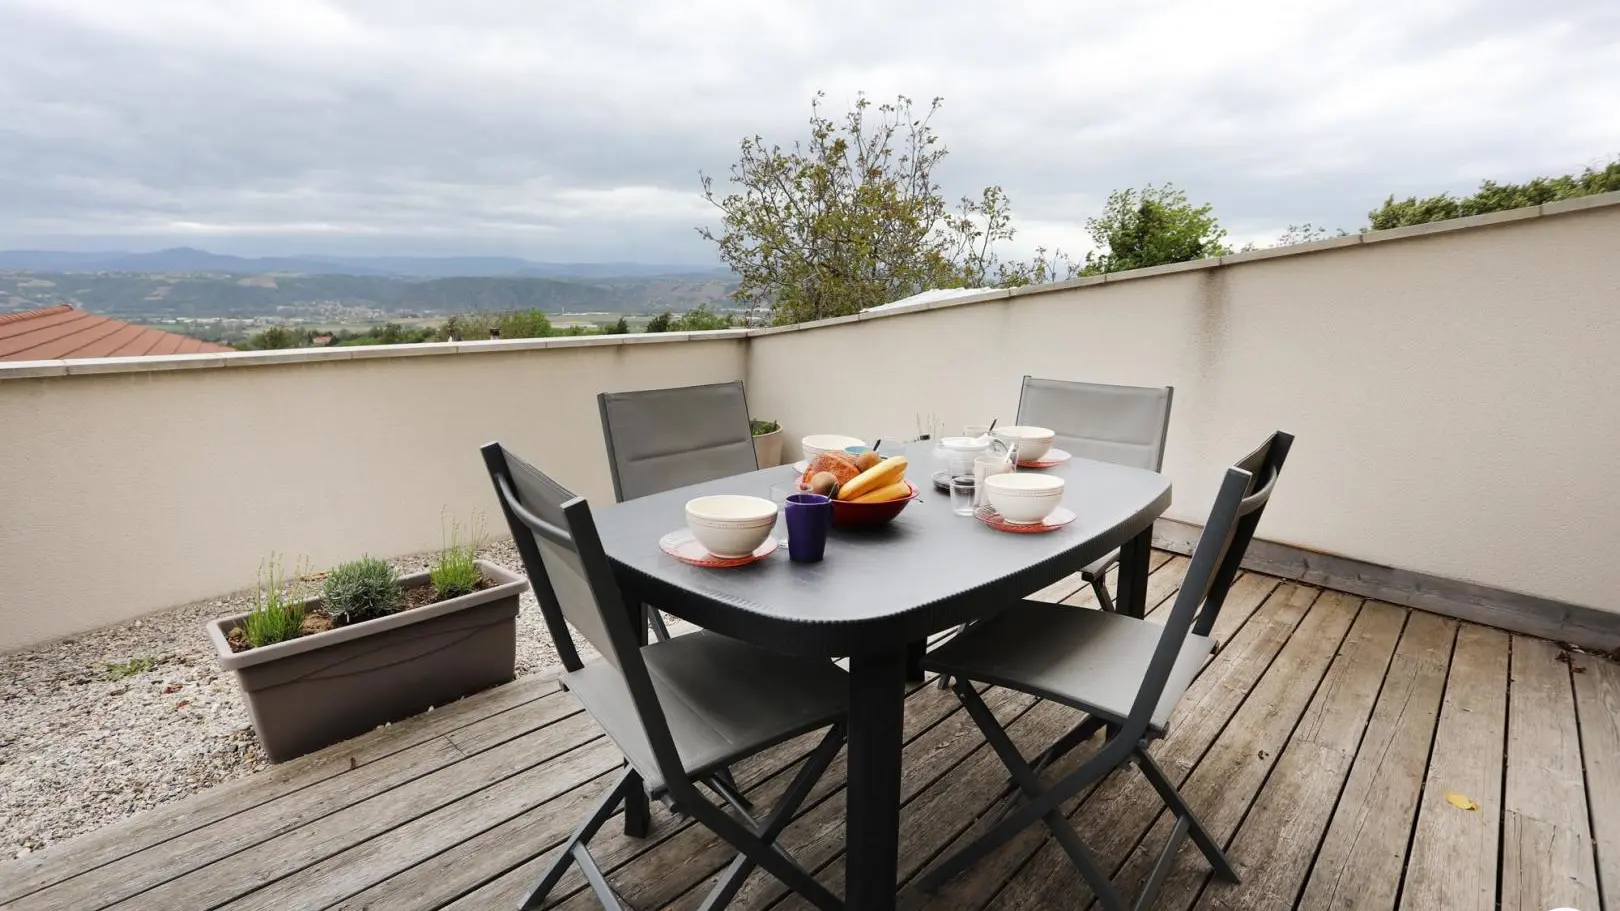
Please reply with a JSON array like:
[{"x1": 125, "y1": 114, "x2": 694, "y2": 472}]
[{"x1": 1, "y1": 0, "x2": 1617, "y2": 264}]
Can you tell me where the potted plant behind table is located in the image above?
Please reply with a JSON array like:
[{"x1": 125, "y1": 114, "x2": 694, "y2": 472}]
[
  {"x1": 206, "y1": 512, "x2": 528, "y2": 762},
  {"x1": 751, "y1": 419, "x2": 783, "y2": 468}
]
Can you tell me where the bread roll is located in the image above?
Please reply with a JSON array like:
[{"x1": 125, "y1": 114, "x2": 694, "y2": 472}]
[{"x1": 801, "y1": 451, "x2": 861, "y2": 489}]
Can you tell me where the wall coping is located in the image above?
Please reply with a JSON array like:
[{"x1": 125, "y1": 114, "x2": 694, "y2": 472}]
[
  {"x1": 0, "y1": 328, "x2": 751, "y2": 381},
  {"x1": 4, "y1": 190, "x2": 1616, "y2": 382}
]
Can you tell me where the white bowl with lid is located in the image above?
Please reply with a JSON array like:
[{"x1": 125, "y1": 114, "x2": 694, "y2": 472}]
[
  {"x1": 685, "y1": 495, "x2": 779, "y2": 557},
  {"x1": 983, "y1": 473, "x2": 1065, "y2": 524}
]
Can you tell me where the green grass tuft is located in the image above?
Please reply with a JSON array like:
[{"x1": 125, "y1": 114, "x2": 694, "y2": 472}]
[
  {"x1": 431, "y1": 509, "x2": 485, "y2": 600},
  {"x1": 241, "y1": 554, "x2": 306, "y2": 648}
]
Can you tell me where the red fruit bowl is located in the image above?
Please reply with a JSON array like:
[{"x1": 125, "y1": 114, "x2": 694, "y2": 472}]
[{"x1": 830, "y1": 481, "x2": 920, "y2": 527}]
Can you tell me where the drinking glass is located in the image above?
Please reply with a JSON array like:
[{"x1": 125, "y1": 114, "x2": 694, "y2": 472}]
[
  {"x1": 769, "y1": 482, "x2": 798, "y2": 544},
  {"x1": 949, "y1": 476, "x2": 977, "y2": 516},
  {"x1": 974, "y1": 455, "x2": 1013, "y2": 507}
]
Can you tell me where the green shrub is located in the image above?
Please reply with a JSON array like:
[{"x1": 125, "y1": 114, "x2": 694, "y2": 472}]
[
  {"x1": 241, "y1": 554, "x2": 306, "y2": 648},
  {"x1": 431, "y1": 510, "x2": 485, "y2": 600},
  {"x1": 750, "y1": 419, "x2": 779, "y2": 435},
  {"x1": 323, "y1": 555, "x2": 403, "y2": 624}
]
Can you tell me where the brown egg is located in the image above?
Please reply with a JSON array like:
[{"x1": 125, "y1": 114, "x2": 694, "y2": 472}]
[{"x1": 809, "y1": 471, "x2": 839, "y2": 498}]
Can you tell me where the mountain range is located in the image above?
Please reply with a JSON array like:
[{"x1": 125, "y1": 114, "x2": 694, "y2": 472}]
[{"x1": 0, "y1": 247, "x2": 731, "y2": 280}]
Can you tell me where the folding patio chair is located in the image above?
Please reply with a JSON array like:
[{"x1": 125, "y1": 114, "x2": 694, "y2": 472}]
[
  {"x1": 917, "y1": 431, "x2": 1292, "y2": 911},
  {"x1": 598, "y1": 380, "x2": 761, "y2": 643},
  {"x1": 482, "y1": 442, "x2": 848, "y2": 911},
  {"x1": 938, "y1": 377, "x2": 1174, "y2": 690},
  {"x1": 1015, "y1": 376, "x2": 1174, "y2": 613}
]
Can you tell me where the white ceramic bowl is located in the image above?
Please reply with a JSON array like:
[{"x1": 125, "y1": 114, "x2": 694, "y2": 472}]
[
  {"x1": 685, "y1": 495, "x2": 779, "y2": 558},
  {"x1": 801, "y1": 434, "x2": 867, "y2": 461},
  {"x1": 993, "y1": 425, "x2": 1057, "y2": 463},
  {"x1": 984, "y1": 473, "x2": 1065, "y2": 525}
]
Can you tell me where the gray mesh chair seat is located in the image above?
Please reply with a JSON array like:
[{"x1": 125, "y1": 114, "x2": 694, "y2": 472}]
[
  {"x1": 918, "y1": 431, "x2": 1293, "y2": 911},
  {"x1": 564, "y1": 630, "x2": 848, "y2": 792},
  {"x1": 483, "y1": 443, "x2": 847, "y2": 911},
  {"x1": 925, "y1": 603, "x2": 1212, "y2": 736}
]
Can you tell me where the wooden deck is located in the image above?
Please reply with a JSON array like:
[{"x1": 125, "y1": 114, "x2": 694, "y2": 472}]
[{"x1": 2, "y1": 553, "x2": 1612, "y2": 911}]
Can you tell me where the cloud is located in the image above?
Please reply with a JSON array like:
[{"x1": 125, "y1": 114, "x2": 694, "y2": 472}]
[{"x1": 0, "y1": 0, "x2": 1616, "y2": 261}]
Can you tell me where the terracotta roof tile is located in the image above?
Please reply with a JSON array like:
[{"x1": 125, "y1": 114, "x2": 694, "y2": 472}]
[
  {"x1": 0, "y1": 303, "x2": 74, "y2": 326},
  {"x1": 144, "y1": 332, "x2": 186, "y2": 357},
  {"x1": 0, "y1": 306, "x2": 89, "y2": 342},
  {"x1": 0, "y1": 304, "x2": 232, "y2": 362}
]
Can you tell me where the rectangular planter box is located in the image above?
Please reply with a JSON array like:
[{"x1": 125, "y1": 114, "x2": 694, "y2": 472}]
[{"x1": 207, "y1": 559, "x2": 527, "y2": 762}]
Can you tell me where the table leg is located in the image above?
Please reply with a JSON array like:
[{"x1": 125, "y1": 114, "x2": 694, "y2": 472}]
[
  {"x1": 1113, "y1": 527, "x2": 1154, "y2": 619},
  {"x1": 904, "y1": 639, "x2": 927, "y2": 682},
  {"x1": 846, "y1": 648, "x2": 906, "y2": 911}
]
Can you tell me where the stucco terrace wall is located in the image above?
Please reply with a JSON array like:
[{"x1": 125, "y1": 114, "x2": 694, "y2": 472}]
[
  {"x1": 4, "y1": 193, "x2": 1619, "y2": 651},
  {"x1": 746, "y1": 195, "x2": 1620, "y2": 617},
  {"x1": 0, "y1": 333, "x2": 747, "y2": 649}
]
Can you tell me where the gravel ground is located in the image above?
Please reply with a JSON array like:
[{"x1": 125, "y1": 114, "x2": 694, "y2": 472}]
[{"x1": 0, "y1": 538, "x2": 584, "y2": 860}]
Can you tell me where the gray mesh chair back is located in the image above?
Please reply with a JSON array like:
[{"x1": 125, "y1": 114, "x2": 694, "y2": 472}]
[
  {"x1": 1016, "y1": 375, "x2": 1173, "y2": 471},
  {"x1": 919, "y1": 431, "x2": 1293, "y2": 911},
  {"x1": 598, "y1": 380, "x2": 759, "y2": 503},
  {"x1": 482, "y1": 442, "x2": 847, "y2": 911},
  {"x1": 1009, "y1": 376, "x2": 1174, "y2": 618},
  {"x1": 1126, "y1": 432, "x2": 1290, "y2": 729},
  {"x1": 1196, "y1": 430, "x2": 1294, "y2": 635},
  {"x1": 482, "y1": 442, "x2": 658, "y2": 707}
]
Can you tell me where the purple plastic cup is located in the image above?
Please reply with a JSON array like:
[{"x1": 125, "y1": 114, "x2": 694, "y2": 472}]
[{"x1": 784, "y1": 493, "x2": 832, "y2": 563}]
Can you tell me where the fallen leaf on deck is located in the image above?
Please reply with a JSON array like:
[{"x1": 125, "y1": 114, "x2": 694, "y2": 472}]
[{"x1": 1445, "y1": 791, "x2": 1478, "y2": 811}]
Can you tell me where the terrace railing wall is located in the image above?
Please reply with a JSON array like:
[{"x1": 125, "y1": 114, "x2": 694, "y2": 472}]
[{"x1": 3, "y1": 193, "x2": 1618, "y2": 650}]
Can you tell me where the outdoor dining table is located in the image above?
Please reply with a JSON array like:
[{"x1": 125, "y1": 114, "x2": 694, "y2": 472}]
[{"x1": 592, "y1": 439, "x2": 1173, "y2": 911}]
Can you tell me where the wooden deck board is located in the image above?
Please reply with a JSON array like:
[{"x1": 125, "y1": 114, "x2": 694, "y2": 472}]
[
  {"x1": 0, "y1": 676, "x2": 560, "y2": 907},
  {"x1": 1295, "y1": 610, "x2": 1456, "y2": 911},
  {"x1": 107, "y1": 712, "x2": 607, "y2": 910},
  {"x1": 1192, "y1": 600, "x2": 1406, "y2": 911},
  {"x1": 1500, "y1": 636, "x2": 1599, "y2": 911},
  {"x1": 4, "y1": 557, "x2": 1611, "y2": 911},
  {"x1": 1397, "y1": 623, "x2": 1510, "y2": 911},
  {"x1": 1572, "y1": 651, "x2": 1620, "y2": 911}
]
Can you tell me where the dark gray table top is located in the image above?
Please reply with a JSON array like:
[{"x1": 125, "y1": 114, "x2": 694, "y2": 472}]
[{"x1": 594, "y1": 441, "x2": 1172, "y2": 657}]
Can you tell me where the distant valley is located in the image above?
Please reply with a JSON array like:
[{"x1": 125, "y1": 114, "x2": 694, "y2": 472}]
[
  {"x1": 0, "y1": 248, "x2": 740, "y2": 320},
  {"x1": 0, "y1": 247, "x2": 731, "y2": 280}
]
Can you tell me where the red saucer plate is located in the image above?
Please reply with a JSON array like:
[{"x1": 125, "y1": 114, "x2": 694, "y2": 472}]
[
  {"x1": 973, "y1": 505, "x2": 1077, "y2": 533},
  {"x1": 1017, "y1": 448, "x2": 1072, "y2": 469},
  {"x1": 659, "y1": 529, "x2": 779, "y2": 567}
]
